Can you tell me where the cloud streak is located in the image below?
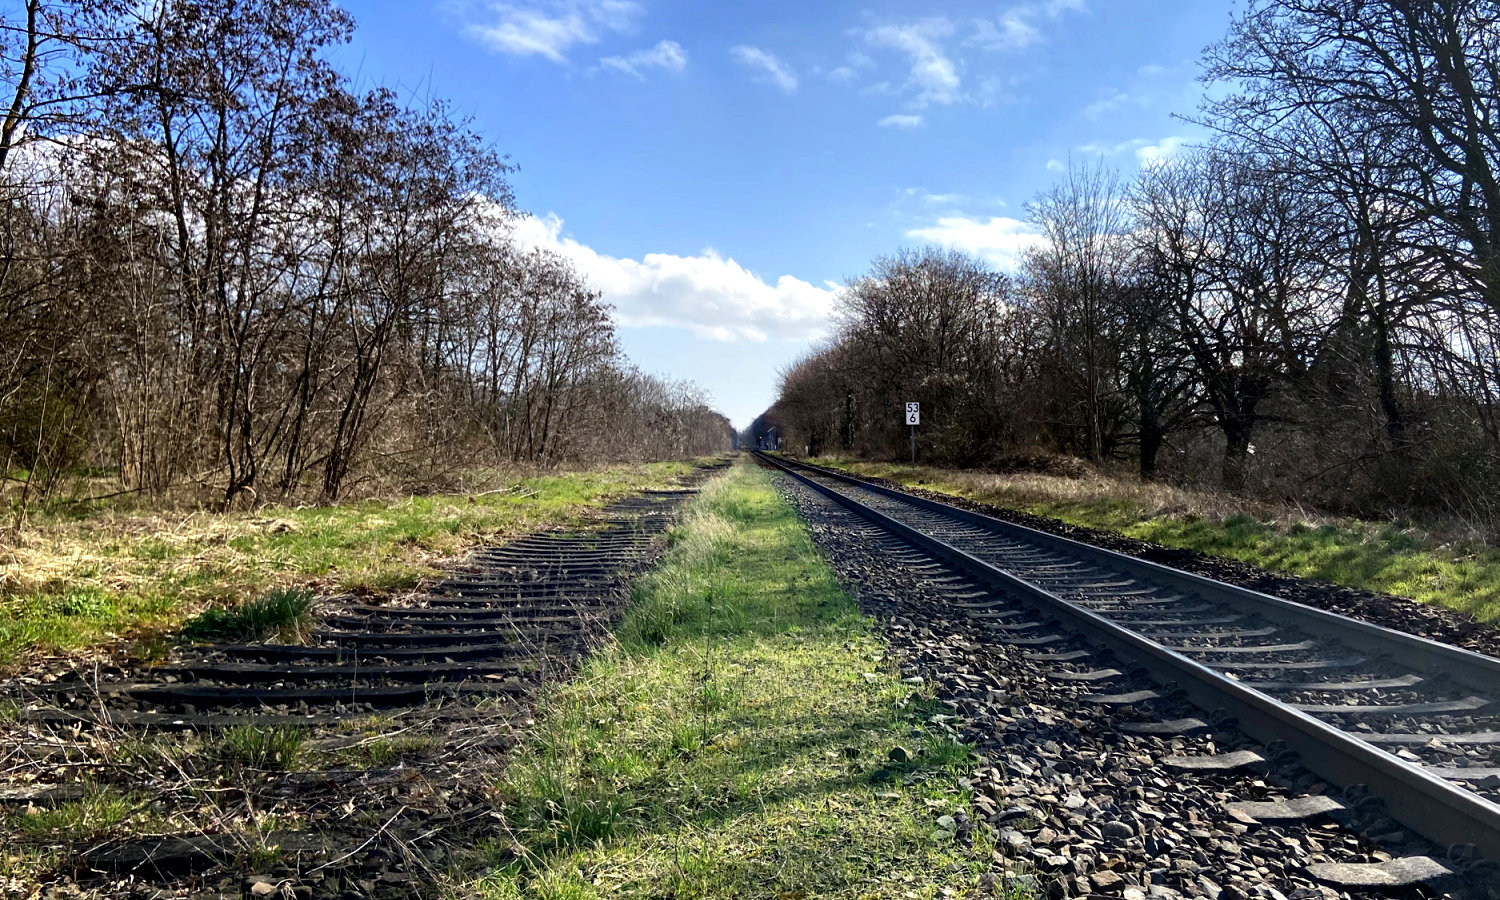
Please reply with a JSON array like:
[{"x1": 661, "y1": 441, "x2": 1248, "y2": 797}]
[
  {"x1": 462, "y1": 0, "x2": 641, "y2": 62},
  {"x1": 967, "y1": 0, "x2": 1087, "y2": 51},
  {"x1": 879, "y1": 113, "x2": 925, "y2": 129},
  {"x1": 732, "y1": 45, "x2": 798, "y2": 93},
  {"x1": 600, "y1": 39, "x2": 687, "y2": 78},
  {"x1": 865, "y1": 18, "x2": 961, "y2": 107}
]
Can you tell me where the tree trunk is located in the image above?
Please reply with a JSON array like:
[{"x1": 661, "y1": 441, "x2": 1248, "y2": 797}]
[
  {"x1": 1371, "y1": 312, "x2": 1406, "y2": 448},
  {"x1": 1222, "y1": 421, "x2": 1252, "y2": 494},
  {"x1": 1139, "y1": 415, "x2": 1164, "y2": 481}
]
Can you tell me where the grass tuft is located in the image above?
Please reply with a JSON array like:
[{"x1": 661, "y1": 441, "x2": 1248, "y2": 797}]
[
  {"x1": 343, "y1": 734, "x2": 437, "y2": 767},
  {"x1": 12, "y1": 785, "x2": 137, "y2": 840},
  {"x1": 216, "y1": 724, "x2": 306, "y2": 771},
  {"x1": 182, "y1": 587, "x2": 314, "y2": 642}
]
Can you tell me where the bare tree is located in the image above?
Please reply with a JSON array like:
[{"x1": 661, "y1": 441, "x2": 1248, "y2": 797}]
[{"x1": 1023, "y1": 162, "x2": 1133, "y2": 463}]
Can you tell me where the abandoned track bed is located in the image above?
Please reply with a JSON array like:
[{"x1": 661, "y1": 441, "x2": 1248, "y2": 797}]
[
  {"x1": 758, "y1": 452, "x2": 1500, "y2": 890},
  {"x1": 20, "y1": 492, "x2": 691, "y2": 727},
  {"x1": 5, "y1": 463, "x2": 727, "y2": 897}
]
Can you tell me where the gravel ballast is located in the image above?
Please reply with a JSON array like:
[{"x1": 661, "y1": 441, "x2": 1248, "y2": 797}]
[
  {"x1": 770, "y1": 468, "x2": 1495, "y2": 900},
  {"x1": 801, "y1": 462, "x2": 1500, "y2": 659}
]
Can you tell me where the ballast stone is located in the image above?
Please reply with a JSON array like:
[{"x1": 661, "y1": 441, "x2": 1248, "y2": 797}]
[{"x1": 1303, "y1": 855, "x2": 1452, "y2": 886}]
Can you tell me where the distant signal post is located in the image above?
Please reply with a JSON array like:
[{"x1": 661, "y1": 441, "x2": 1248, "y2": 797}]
[{"x1": 905, "y1": 402, "x2": 920, "y2": 463}]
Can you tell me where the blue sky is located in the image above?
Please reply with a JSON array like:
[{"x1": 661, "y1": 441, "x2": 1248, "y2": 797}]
[{"x1": 334, "y1": 0, "x2": 1239, "y2": 428}]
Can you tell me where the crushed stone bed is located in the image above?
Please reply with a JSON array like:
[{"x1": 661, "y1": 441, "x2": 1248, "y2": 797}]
[{"x1": 806, "y1": 463, "x2": 1500, "y2": 659}]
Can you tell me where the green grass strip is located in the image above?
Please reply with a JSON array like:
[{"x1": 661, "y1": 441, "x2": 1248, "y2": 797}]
[
  {"x1": 813, "y1": 457, "x2": 1500, "y2": 624},
  {"x1": 475, "y1": 460, "x2": 988, "y2": 899}
]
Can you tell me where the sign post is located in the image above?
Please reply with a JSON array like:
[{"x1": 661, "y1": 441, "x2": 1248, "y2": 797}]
[{"x1": 905, "y1": 402, "x2": 920, "y2": 463}]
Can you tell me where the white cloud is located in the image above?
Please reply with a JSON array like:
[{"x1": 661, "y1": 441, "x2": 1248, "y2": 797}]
[
  {"x1": 906, "y1": 215, "x2": 1047, "y2": 271},
  {"x1": 967, "y1": 0, "x2": 1086, "y2": 51},
  {"x1": 866, "y1": 18, "x2": 961, "y2": 106},
  {"x1": 1045, "y1": 158, "x2": 1065, "y2": 172},
  {"x1": 1136, "y1": 136, "x2": 1188, "y2": 165},
  {"x1": 859, "y1": 4, "x2": 1081, "y2": 106},
  {"x1": 879, "y1": 113, "x2": 925, "y2": 129},
  {"x1": 463, "y1": 0, "x2": 641, "y2": 62},
  {"x1": 732, "y1": 46, "x2": 798, "y2": 93},
  {"x1": 600, "y1": 39, "x2": 687, "y2": 78},
  {"x1": 1074, "y1": 135, "x2": 1190, "y2": 166},
  {"x1": 512, "y1": 213, "x2": 837, "y2": 342},
  {"x1": 1082, "y1": 88, "x2": 1144, "y2": 120},
  {"x1": 968, "y1": 13, "x2": 1039, "y2": 50}
]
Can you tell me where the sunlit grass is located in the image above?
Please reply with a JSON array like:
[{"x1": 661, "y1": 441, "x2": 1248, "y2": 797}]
[
  {"x1": 0, "y1": 461, "x2": 701, "y2": 664},
  {"x1": 10, "y1": 784, "x2": 140, "y2": 841},
  {"x1": 215, "y1": 724, "x2": 307, "y2": 772},
  {"x1": 474, "y1": 460, "x2": 989, "y2": 899},
  {"x1": 814, "y1": 456, "x2": 1500, "y2": 624},
  {"x1": 183, "y1": 587, "x2": 315, "y2": 643}
]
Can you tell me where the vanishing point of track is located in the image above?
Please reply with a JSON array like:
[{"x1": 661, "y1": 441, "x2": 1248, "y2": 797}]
[{"x1": 757, "y1": 452, "x2": 1500, "y2": 870}]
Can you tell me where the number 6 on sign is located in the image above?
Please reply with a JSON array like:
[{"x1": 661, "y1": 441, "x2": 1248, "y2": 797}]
[{"x1": 905, "y1": 402, "x2": 920, "y2": 426}]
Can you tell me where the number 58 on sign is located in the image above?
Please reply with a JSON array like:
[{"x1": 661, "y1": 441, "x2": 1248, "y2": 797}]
[{"x1": 905, "y1": 402, "x2": 920, "y2": 426}]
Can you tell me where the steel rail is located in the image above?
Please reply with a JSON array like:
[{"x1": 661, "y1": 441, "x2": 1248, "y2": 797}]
[
  {"x1": 769, "y1": 454, "x2": 1500, "y2": 694},
  {"x1": 756, "y1": 451, "x2": 1500, "y2": 861}
]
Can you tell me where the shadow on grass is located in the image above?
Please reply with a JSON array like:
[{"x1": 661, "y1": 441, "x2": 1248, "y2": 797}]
[
  {"x1": 495, "y1": 700, "x2": 974, "y2": 881},
  {"x1": 480, "y1": 463, "x2": 986, "y2": 898}
]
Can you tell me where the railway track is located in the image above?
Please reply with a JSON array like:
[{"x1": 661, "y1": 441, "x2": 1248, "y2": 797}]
[
  {"x1": 7, "y1": 468, "x2": 724, "y2": 895},
  {"x1": 19, "y1": 490, "x2": 694, "y2": 731},
  {"x1": 758, "y1": 452, "x2": 1500, "y2": 882}
]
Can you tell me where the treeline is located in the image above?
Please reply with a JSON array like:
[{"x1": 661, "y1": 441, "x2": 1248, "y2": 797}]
[
  {"x1": 0, "y1": 0, "x2": 730, "y2": 512},
  {"x1": 762, "y1": 0, "x2": 1500, "y2": 526}
]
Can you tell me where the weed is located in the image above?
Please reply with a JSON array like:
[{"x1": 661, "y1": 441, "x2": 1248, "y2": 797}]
[
  {"x1": 238, "y1": 843, "x2": 283, "y2": 869},
  {"x1": 216, "y1": 725, "x2": 305, "y2": 771},
  {"x1": 126, "y1": 633, "x2": 173, "y2": 665},
  {"x1": 344, "y1": 734, "x2": 436, "y2": 767},
  {"x1": 183, "y1": 587, "x2": 314, "y2": 643},
  {"x1": 12, "y1": 785, "x2": 136, "y2": 840},
  {"x1": 337, "y1": 713, "x2": 398, "y2": 732},
  {"x1": 508, "y1": 767, "x2": 629, "y2": 851}
]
